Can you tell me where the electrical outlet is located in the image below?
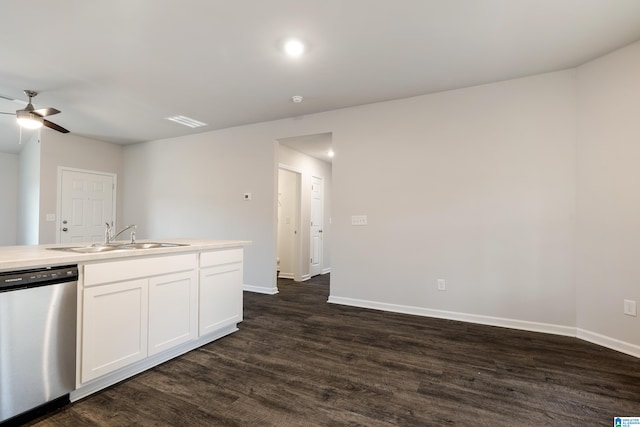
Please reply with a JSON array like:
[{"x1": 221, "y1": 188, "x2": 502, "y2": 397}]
[
  {"x1": 624, "y1": 299, "x2": 637, "y2": 316},
  {"x1": 437, "y1": 279, "x2": 446, "y2": 291}
]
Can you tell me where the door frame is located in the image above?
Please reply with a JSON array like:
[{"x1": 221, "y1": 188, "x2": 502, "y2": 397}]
[
  {"x1": 309, "y1": 175, "x2": 324, "y2": 278},
  {"x1": 56, "y1": 167, "x2": 117, "y2": 244},
  {"x1": 278, "y1": 164, "x2": 303, "y2": 283}
]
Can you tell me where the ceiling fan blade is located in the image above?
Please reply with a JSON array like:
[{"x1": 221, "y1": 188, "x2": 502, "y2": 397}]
[
  {"x1": 0, "y1": 111, "x2": 16, "y2": 115},
  {"x1": 43, "y1": 119, "x2": 70, "y2": 133},
  {"x1": 34, "y1": 107, "x2": 61, "y2": 117}
]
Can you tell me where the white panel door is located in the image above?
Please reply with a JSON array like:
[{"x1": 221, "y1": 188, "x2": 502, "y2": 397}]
[
  {"x1": 59, "y1": 169, "x2": 115, "y2": 244},
  {"x1": 310, "y1": 176, "x2": 323, "y2": 277},
  {"x1": 148, "y1": 270, "x2": 197, "y2": 356}
]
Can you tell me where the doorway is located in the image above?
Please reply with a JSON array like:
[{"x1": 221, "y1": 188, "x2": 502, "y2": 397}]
[
  {"x1": 57, "y1": 167, "x2": 116, "y2": 244},
  {"x1": 277, "y1": 167, "x2": 302, "y2": 281},
  {"x1": 276, "y1": 132, "x2": 333, "y2": 289}
]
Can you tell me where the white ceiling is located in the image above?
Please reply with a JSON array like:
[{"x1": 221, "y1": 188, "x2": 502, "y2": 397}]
[{"x1": 2, "y1": 0, "x2": 640, "y2": 154}]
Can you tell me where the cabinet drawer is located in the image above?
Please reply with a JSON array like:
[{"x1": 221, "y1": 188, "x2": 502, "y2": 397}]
[
  {"x1": 84, "y1": 253, "x2": 197, "y2": 287},
  {"x1": 200, "y1": 249, "x2": 243, "y2": 268}
]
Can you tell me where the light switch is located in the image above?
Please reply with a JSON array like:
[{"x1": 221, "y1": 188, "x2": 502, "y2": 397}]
[
  {"x1": 624, "y1": 299, "x2": 637, "y2": 316},
  {"x1": 351, "y1": 215, "x2": 368, "y2": 226}
]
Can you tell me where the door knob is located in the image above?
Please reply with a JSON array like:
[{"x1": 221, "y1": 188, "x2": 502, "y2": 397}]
[
  {"x1": 62, "y1": 227, "x2": 68, "y2": 232},
  {"x1": 319, "y1": 230, "x2": 323, "y2": 233},
  {"x1": 62, "y1": 220, "x2": 68, "y2": 224}
]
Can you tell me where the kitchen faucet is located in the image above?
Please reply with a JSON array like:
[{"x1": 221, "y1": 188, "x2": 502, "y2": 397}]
[{"x1": 104, "y1": 222, "x2": 137, "y2": 244}]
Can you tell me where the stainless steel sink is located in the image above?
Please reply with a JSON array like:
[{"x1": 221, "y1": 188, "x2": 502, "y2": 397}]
[
  {"x1": 48, "y1": 242, "x2": 189, "y2": 254},
  {"x1": 119, "y1": 242, "x2": 188, "y2": 249}
]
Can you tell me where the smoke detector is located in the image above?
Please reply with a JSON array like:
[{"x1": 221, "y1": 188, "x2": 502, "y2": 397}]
[{"x1": 291, "y1": 95, "x2": 303, "y2": 103}]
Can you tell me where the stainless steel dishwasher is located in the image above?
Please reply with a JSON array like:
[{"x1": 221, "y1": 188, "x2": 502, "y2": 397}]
[{"x1": 0, "y1": 265, "x2": 78, "y2": 426}]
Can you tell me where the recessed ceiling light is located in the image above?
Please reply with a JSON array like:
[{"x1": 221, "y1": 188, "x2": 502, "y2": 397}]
[
  {"x1": 165, "y1": 115, "x2": 207, "y2": 128},
  {"x1": 328, "y1": 150, "x2": 335, "y2": 158},
  {"x1": 291, "y1": 95, "x2": 303, "y2": 103},
  {"x1": 284, "y1": 38, "x2": 305, "y2": 57}
]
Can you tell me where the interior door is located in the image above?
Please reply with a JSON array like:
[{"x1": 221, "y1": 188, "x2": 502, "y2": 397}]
[
  {"x1": 309, "y1": 176, "x2": 323, "y2": 277},
  {"x1": 277, "y1": 168, "x2": 301, "y2": 280},
  {"x1": 59, "y1": 169, "x2": 115, "y2": 244}
]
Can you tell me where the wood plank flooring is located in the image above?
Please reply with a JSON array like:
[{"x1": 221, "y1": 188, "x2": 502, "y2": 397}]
[{"x1": 28, "y1": 274, "x2": 640, "y2": 426}]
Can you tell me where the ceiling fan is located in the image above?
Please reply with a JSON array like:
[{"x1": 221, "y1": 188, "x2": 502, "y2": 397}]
[{"x1": 0, "y1": 90, "x2": 69, "y2": 133}]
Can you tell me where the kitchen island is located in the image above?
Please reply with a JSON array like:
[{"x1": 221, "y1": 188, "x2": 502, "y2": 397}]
[{"x1": 0, "y1": 239, "x2": 250, "y2": 404}]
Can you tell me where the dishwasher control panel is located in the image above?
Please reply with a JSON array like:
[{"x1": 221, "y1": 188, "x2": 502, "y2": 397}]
[{"x1": 0, "y1": 265, "x2": 78, "y2": 292}]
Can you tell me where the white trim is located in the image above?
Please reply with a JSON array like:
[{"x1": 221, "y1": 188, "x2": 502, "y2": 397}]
[
  {"x1": 278, "y1": 272, "x2": 295, "y2": 280},
  {"x1": 327, "y1": 295, "x2": 575, "y2": 337},
  {"x1": 300, "y1": 274, "x2": 311, "y2": 282},
  {"x1": 244, "y1": 284, "x2": 279, "y2": 295},
  {"x1": 327, "y1": 295, "x2": 640, "y2": 358},
  {"x1": 321, "y1": 268, "x2": 331, "y2": 275},
  {"x1": 576, "y1": 328, "x2": 640, "y2": 359}
]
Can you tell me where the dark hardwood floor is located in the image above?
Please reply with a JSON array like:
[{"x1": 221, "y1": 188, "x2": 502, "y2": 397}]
[{"x1": 28, "y1": 274, "x2": 640, "y2": 426}]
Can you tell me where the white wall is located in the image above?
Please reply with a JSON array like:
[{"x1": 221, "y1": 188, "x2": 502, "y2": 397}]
[
  {"x1": 17, "y1": 133, "x2": 40, "y2": 245},
  {"x1": 123, "y1": 70, "x2": 575, "y2": 327},
  {"x1": 120, "y1": 42, "x2": 640, "y2": 354},
  {"x1": 123, "y1": 127, "x2": 282, "y2": 292},
  {"x1": 330, "y1": 71, "x2": 577, "y2": 330},
  {"x1": 575, "y1": 41, "x2": 640, "y2": 351},
  {"x1": 278, "y1": 144, "x2": 333, "y2": 279},
  {"x1": 0, "y1": 151, "x2": 18, "y2": 246},
  {"x1": 38, "y1": 131, "x2": 125, "y2": 244}
]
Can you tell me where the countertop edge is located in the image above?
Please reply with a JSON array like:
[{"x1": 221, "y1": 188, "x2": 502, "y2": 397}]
[{"x1": 0, "y1": 239, "x2": 252, "y2": 272}]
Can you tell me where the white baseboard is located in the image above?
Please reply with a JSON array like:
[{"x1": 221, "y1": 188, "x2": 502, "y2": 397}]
[
  {"x1": 322, "y1": 267, "x2": 331, "y2": 275},
  {"x1": 328, "y1": 295, "x2": 575, "y2": 337},
  {"x1": 278, "y1": 273, "x2": 294, "y2": 279},
  {"x1": 243, "y1": 284, "x2": 278, "y2": 295},
  {"x1": 577, "y1": 328, "x2": 640, "y2": 359},
  {"x1": 327, "y1": 295, "x2": 640, "y2": 358},
  {"x1": 300, "y1": 274, "x2": 311, "y2": 282}
]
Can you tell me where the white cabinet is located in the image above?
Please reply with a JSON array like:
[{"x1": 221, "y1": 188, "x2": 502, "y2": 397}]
[
  {"x1": 199, "y1": 249, "x2": 243, "y2": 336},
  {"x1": 81, "y1": 278, "x2": 148, "y2": 383},
  {"x1": 76, "y1": 247, "x2": 244, "y2": 391},
  {"x1": 80, "y1": 254, "x2": 197, "y2": 384},
  {"x1": 148, "y1": 270, "x2": 197, "y2": 355}
]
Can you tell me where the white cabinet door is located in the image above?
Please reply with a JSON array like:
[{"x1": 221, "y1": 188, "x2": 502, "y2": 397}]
[
  {"x1": 199, "y1": 263, "x2": 242, "y2": 336},
  {"x1": 148, "y1": 270, "x2": 197, "y2": 355},
  {"x1": 81, "y1": 278, "x2": 148, "y2": 383}
]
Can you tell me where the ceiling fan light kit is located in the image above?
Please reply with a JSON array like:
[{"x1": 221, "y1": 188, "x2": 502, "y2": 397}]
[
  {"x1": 16, "y1": 110, "x2": 44, "y2": 129},
  {"x1": 0, "y1": 89, "x2": 69, "y2": 135}
]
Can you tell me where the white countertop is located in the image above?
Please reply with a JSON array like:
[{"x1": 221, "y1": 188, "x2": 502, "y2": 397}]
[{"x1": 0, "y1": 239, "x2": 251, "y2": 272}]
